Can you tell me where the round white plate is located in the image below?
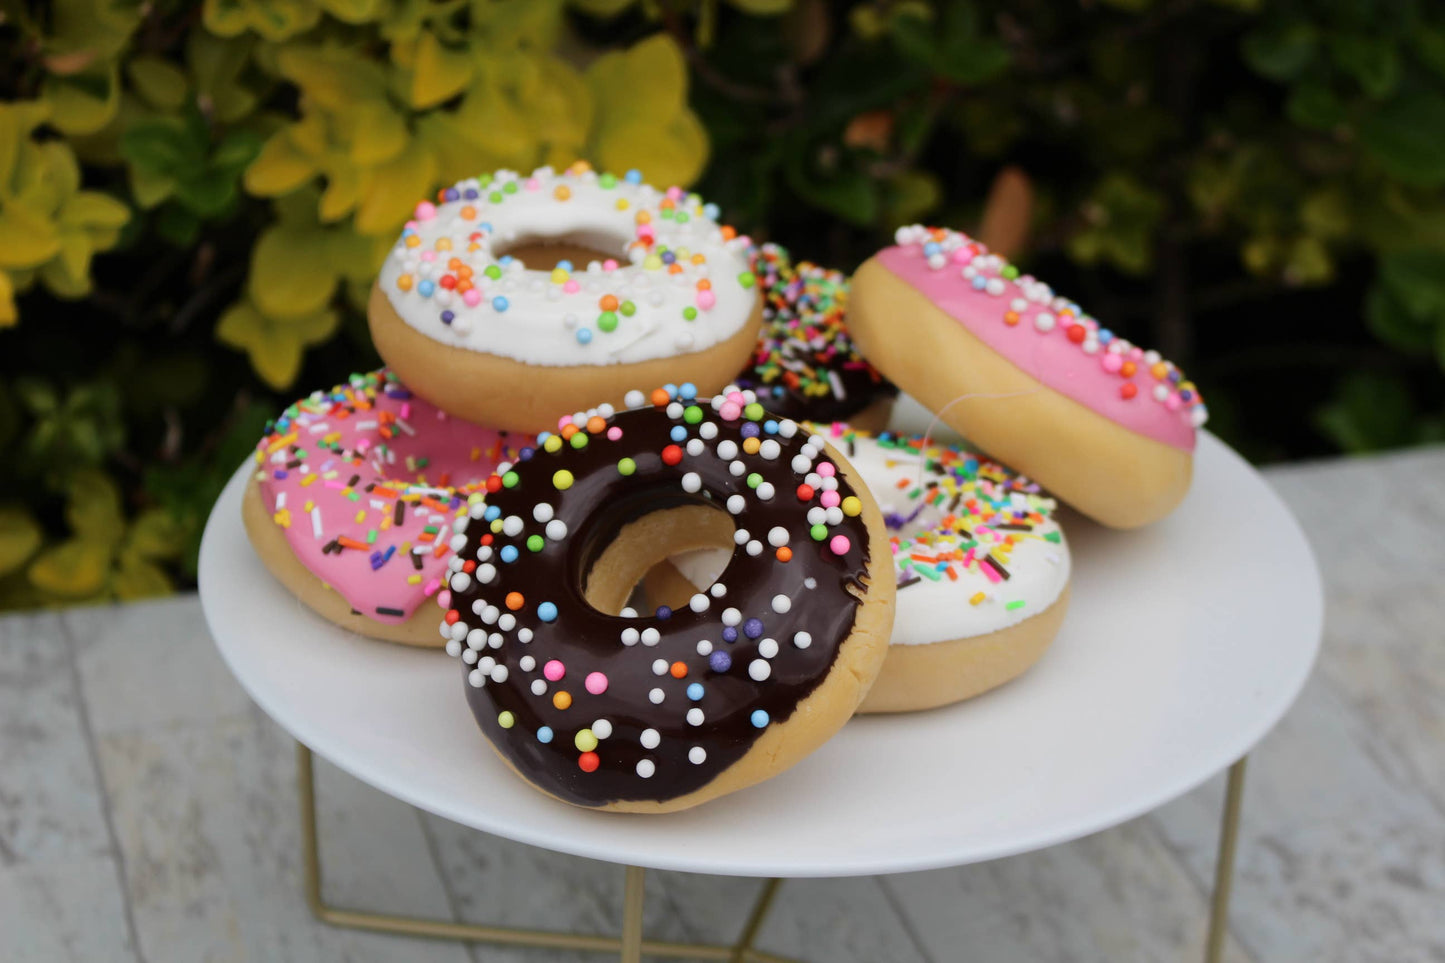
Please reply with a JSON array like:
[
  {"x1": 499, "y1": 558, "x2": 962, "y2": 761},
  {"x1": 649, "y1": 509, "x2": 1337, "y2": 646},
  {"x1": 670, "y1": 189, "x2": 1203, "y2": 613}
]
[{"x1": 199, "y1": 432, "x2": 1321, "y2": 878}]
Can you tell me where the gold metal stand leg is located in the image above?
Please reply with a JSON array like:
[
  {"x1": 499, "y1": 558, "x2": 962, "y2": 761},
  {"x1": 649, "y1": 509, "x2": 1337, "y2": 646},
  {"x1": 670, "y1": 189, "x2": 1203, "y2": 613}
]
[
  {"x1": 295, "y1": 742, "x2": 799, "y2": 962},
  {"x1": 1204, "y1": 756, "x2": 1247, "y2": 963}
]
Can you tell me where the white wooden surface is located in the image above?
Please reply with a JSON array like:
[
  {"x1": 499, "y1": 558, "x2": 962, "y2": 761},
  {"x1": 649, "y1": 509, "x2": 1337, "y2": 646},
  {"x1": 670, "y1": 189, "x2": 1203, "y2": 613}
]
[{"x1": 2, "y1": 449, "x2": 1442, "y2": 963}]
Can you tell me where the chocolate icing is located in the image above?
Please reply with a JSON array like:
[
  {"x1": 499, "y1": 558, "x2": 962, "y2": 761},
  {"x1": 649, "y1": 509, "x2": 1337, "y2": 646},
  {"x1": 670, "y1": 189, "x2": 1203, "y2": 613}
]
[{"x1": 444, "y1": 389, "x2": 873, "y2": 807}]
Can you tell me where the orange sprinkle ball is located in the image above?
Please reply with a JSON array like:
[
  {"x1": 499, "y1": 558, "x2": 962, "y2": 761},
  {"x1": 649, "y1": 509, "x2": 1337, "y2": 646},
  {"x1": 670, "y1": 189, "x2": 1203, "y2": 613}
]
[
  {"x1": 599, "y1": 294, "x2": 619, "y2": 311},
  {"x1": 586, "y1": 415, "x2": 607, "y2": 434},
  {"x1": 696, "y1": 279, "x2": 712, "y2": 291},
  {"x1": 560, "y1": 423, "x2": 579, "y2": 440},
  {"x1": 554, "y1": 185, "x2": 571, "y2": 201},
  {"x1": 776, "y1": 546, "x2": 793, "y2": 562},
  {"x1": 553, "y1": 691, "x2": 572, "y2": 710},
  {"x1": 669, "y1": 661, "x2": 688, "y2": 679},
  {"x1": 650, "y1": 388, "x2": 671, "y2": 407},
  {"x1": 505, "y1": 591, "x2": 525, "y2": 611}
]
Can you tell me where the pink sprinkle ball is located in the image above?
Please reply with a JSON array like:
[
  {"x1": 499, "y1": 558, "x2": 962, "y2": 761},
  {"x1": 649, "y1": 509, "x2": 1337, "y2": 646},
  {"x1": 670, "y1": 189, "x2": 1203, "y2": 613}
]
[
  {"x1": 421, "y1": 250, "x2": 436, "y2": 261},
  {"x1": 829, "y1": 534, "x2": 851, "y2": 556},
  {"x1": 414, "y1": 201, "x2": 436, "y2": 220},
  {"x1": 720, "y1": 402, "x2": 742, "y2": 421},
  {"x1": 585, "y1": 671, "x2": 609, "y2": 695},
  {"x1": 463, "y1": 290, "x2": 482, "y2": 307},
  {"x1": 524, "y1": 177, "x2": 541, "y2": 191},
  {"x1": 436, "y1": 589, "x2": 451, "y2": 609},
  {"x1": 1102, "y1": 353, "x2": 1123, "y2": 373},
  {"x1": 563, "y1": 280, "x2": 581, "y2": 294},
  {"x1": 603, "y1": 259, "x2": 619, "y2": 271},
  {"x1": 820, "y1": 490, "x2": 840, "y2": 508},
  {"x1": 817, "y1": 461, "x2": 836, "y2": 477},
  {"x1": 544, "y1": 660, "x2": 566, "y2": 682},
  {"x1": 696, "y1": 290, "x2": 716, "y2": 310},
  {"x1": 607, "y1": 426, "x2": 623, "y2": 441}
]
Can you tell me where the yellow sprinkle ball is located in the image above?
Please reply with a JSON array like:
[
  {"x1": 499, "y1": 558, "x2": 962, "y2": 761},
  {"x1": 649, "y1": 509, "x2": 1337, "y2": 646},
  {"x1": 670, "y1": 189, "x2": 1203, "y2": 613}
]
[
  {"x1": 396, "y1": 274, "x2": 414, "y2": 291},
  {"x1": 615, "y1": 198, "x2": 630, "y2": 210},
  {"x1": 543, "y1": 435, "x2": 564, "y2": 453},
  {"x1": 841, "y1": 496, "x2": 863, "y2": 517},
  {"x1": 644, "y1": 254, "x2": 663, "y2": 270},
  {"x1": 554, "y1": 185, "x2": 572, "y2": 201},
  {"x1": 551, "y1": 267, "x2": 570, "y2": 284},
  {"x1": 405, "y1": 235, "x2": 420, "y2": 248},
  {"x1": 743, "y1": 437, "x2": 762, "y2": 455},
  {"x1": 574, "y1": 729, "x2": 598, "y2": 752},
  {"x1": 435, "y1": 238, "x2": 452, "y2": 251},
  {"x1": 498, "y1": 711, "x2": 515, "y2": 729}
]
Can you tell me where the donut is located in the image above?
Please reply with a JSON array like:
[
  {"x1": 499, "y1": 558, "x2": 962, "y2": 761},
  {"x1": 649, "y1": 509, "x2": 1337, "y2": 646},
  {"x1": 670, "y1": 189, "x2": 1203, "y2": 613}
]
[
  {"x1": 848, "y1": 226, "x2": 1208, "y2": 528},
  {"x1": 652, "y1": 428, "x2": 1071, "y2": 713},
  {"x1": 369, "y1": 162, "x2": 764, "y2": 433},
  {"x1": 734, "y1": 244, "x2": 894, "y2": 429},
  {"x1": 438, "y1": 384, "x2": 895, "y2": 812},
  {"x1": 242, "y1": 369, "x2": 518, "y2": 646}
]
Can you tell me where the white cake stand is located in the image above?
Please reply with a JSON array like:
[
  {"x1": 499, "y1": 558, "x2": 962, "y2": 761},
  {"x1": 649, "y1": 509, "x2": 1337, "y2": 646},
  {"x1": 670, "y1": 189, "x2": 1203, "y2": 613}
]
[{"x1": 199, "y1": 432, "x2": 1321, "y2": 963}]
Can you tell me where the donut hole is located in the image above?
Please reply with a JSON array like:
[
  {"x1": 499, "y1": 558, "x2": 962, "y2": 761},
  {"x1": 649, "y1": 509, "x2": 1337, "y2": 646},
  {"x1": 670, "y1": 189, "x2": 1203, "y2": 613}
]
[
  {"x1": 495, "y1": 227, "x2": 631, "y2": 272},
  {"x1": 579, "y1": 502, "x2": 737, "y2": 616}
]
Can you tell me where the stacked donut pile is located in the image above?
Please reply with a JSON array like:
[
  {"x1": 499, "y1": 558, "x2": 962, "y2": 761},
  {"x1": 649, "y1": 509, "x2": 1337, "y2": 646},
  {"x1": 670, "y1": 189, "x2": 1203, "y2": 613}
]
[{"x1": 241, "y1": 162, "x2": 1207, "y2": 813}]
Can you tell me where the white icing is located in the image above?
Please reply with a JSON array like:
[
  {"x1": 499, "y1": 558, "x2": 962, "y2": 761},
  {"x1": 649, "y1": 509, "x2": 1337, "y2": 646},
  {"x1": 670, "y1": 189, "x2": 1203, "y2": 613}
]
[
  {"x1": 667, "y1": 433, "x2": 1071, "y2": 646},
  {"x1": 378, "y1": 164, "x2": 756, "y2": 367}
]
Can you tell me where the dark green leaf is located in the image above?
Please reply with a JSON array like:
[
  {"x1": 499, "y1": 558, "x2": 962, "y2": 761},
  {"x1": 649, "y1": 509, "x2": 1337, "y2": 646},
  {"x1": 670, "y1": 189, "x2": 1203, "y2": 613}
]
[
  {"x1": 1365, "y1": 284, "x2": 1436, "y2": 356},
  {"x1": 1378, "y1": 250, "x2": 1445, "y2": 319},
  {"x1": 1241, "y1": 23, "x2": 1318, "y2": 81},
  {"x1": 1313, "y1": 371, "x2": 1417, "y2": 452},
  {"x1": 1359, "y1": 92, "x2": 1445, "y2": 187},
  {"x1": 120, "y1": 118, "x2": 201, "y2": 176},
  {"x1": 1328, "y1": 34, "x2": 1399, "y2": 99},
  {"x1": 1286, "y1": 82, "x2": 1345, "y2": 130}
]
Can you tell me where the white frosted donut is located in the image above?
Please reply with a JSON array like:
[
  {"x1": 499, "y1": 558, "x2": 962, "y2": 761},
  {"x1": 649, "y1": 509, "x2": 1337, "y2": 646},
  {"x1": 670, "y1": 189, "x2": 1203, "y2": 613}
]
[
  {"x1": 368, "y1": 162, "x2": 763, "y2": 432},
  {"x1": 662, "y1": 427, "x2": 1071, "y2": 713}
]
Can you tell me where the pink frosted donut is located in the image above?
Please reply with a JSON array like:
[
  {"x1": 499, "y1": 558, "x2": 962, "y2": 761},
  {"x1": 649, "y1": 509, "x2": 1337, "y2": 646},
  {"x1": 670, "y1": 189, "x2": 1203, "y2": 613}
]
[
  {"x1": 241, "y1": 369, "x2": 520, "y2": 646},
  {"x1": 848, "y1": 226, "x2": 1207, "y2": 528}
]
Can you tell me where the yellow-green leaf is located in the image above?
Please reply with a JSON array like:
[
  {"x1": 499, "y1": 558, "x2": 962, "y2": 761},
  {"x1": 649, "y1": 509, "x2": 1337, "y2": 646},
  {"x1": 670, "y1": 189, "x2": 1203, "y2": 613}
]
[
  {"x1": 217, "y1": 298, "x2": 338, "y2": 389},
  {"x1": 346, "y1": 101, "x2": 409, "y2": 166},
  {"x1": 0, "y1": 271, "x2": 17, "y2": 327},
  {"x1": 0, "y1": 505, "x2": 42, "y2": 577},
  {"x1": 129, "y1": 163, "x2": 177, "y2": 209},
  {"x1": 126, "y1": 508, "x2": 187, "y2": 560},
  {"x1": 113, "y1": 553, "x2": 174, "y2": 600},
  {"x1": 355, "y1": 145, "x2": 436, "y2": 235},
  {"x1": 249, "y1": 225, "x2": 339, "y2": 320},
  {"x1": 410, "y1": 30, "x2": 475, "y2": 109},
  {"x1": 42, "y1": 60, "x2": 121, "y2": 135},
  {"x1": 244, "y1": 130, "x2": 320, "y2": 196},
  {"x1": 586, "y1": 33, "x2": 688, "y2": 123},
  {"x1": 127, "y1": 57, "x2": 191, "y2": 111},
  {"x1": 276, "y1": 44, "x2": 387, "y2": 109},
  {"x1": 0, "y1": 205, "x2": 63, "y2": 270},
  {"x1": 66, "y1": 470, "x2": 126, "y2": 547},
  {"x1": 27, "y1": 539, "x2": 112, "y2": 599},
  {"x1": 318, "y1": 0, "x2": 385, "y2": 23},
  {"x1": 188, "y1": 33, "x2": 259, "y2": 123},
  {"x1": 594, "y1": 109, "x2": 709, "y2": 189},
  {"x1": 319, "y1": 167, "x2": 362, "y2": 221},
  {"x1": 0, "y1": 101, "x2": 53, "y2": 185},
  {"x1": 61, "y1": 191, "x2": 131, "y2": 230}
]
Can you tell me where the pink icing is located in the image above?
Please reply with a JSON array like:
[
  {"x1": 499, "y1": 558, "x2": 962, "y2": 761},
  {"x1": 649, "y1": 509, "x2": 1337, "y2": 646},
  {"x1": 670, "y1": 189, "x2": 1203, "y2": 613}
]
[
  {"x1": 876, "y1": 230, "x2": 1203, "y2": 451},
  {"x1": 253, "y1": 370, "x2": 520, "y2": 625}
]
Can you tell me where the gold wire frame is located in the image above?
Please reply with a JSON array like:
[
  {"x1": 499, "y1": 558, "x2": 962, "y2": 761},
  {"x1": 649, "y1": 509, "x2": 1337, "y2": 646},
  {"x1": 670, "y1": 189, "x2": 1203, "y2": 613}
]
[{"x1": 296, "y1": 742, "x2": 1246, "y2": 963}]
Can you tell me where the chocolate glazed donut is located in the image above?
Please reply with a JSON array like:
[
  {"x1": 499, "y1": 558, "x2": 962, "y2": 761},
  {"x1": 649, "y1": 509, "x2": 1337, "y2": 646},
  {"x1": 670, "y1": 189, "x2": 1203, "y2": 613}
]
[{"x1": 441, "y1": 385, "x2": 894, "y2": 812}]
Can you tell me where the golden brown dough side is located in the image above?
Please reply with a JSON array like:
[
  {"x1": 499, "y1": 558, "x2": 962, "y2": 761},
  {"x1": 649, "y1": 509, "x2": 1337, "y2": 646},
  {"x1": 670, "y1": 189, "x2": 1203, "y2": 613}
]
[
  {"x1": 848, "y1": 258, "x2": 1192, "y2": 529},
  {"x1": 241, "y1": 477, "x2": 446, "y2": 647},
  {"x1": 856, "y1": 586, "x2": 1070, "y2": 714},
  {"x1": 368, "y1": 282, "x2": 763, "y2": 434}
]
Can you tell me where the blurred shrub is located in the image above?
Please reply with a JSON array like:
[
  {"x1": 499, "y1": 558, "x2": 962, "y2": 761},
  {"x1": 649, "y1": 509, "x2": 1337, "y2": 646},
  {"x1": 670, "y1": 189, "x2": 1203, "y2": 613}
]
[{"x1": 0, "y1": 0, "x2": 1442, "y2": 607}]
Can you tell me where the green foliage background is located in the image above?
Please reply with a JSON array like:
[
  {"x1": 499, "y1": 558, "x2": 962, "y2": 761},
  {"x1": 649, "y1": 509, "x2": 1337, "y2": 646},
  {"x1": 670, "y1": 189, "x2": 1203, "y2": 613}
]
[{"x1": 1, "y1": 0, "x2": 1443, "y2": 607}]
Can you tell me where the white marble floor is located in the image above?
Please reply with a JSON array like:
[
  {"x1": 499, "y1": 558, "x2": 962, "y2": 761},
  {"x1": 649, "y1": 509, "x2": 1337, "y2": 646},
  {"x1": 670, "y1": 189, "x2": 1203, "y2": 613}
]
[{"x1": 2, "y1": 448, "x2": 1443, "y2": 963}]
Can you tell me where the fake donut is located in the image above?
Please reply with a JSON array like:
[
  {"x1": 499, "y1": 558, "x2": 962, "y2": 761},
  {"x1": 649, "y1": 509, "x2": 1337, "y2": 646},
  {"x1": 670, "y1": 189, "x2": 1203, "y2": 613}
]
[
  {"x1": 439, "y1": 385, "x2": 895, "y2": 812},
  {"x1": 848, "y1": 227, "x2": 1207, "y2": 528},
  {"x1": 242, "y1": 369, "x2": 518, "y2": 646},
  {"x1": 369, "y1": 163, "x2": 763, "y2": 433},
  {"x1": 825, "y1": 427, "x2": 1070, "y2": 712},
  {"x1": 653, "y1": 428, "x2": 1071, "y2": 713},
  {"x1": 735, "y1": 244, "x2": 894, "y2": 430}
]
